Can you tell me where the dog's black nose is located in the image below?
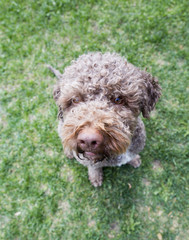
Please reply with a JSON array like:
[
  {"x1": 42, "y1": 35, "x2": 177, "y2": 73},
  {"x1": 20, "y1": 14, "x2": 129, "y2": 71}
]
[{"x1": 77, "y1": 127, "x2": 103, "y2": 151}]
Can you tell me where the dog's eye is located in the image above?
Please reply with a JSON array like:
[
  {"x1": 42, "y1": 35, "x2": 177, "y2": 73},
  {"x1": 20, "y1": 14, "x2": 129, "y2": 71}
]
[
  {"x1": 114, "y1": 97, "x2": 123, "y2": 104},
  {"x1": 72, "y1": 96, "x2": 81, "y2": 104}
]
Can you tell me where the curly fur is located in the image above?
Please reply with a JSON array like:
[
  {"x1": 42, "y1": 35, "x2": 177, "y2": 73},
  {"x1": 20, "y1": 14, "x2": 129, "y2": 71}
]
[{"x1": 49, "y1": 52, "x2": 161, "y2": 187}]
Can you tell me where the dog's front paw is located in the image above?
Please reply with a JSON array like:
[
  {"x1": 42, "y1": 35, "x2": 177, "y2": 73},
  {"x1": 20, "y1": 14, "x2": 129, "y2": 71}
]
[
  {"x1": 128, "y1": 155, "x2": 141, "y2": 168},
  {"x1": 89, "y1": 176, "x2": 103, "y2": 187},
  {"x1": 88, "y1": 167, "x2": 103, "y2": 187}
]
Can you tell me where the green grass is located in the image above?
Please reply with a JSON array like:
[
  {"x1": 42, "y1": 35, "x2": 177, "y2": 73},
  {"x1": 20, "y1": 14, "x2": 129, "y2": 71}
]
[{"x1": 0, "y1": 0, "x2": 188, "y2": 239}]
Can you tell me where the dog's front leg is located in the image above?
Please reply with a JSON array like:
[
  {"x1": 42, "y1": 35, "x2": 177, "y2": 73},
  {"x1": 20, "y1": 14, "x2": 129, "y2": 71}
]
[{"x1": 88, "y1": 167, "x2": 103, "y2": 187}]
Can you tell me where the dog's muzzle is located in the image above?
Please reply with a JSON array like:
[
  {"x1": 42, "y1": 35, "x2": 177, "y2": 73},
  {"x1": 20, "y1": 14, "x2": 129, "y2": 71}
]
[{"x1": 76, "y1": 127, "x2": 105, "y2": 161}]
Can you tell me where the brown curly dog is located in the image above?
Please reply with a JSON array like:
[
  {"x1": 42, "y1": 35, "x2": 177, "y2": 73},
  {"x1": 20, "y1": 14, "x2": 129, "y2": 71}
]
[{"x1": 48, "y1": 52, "x2": 161, "y2": 187}]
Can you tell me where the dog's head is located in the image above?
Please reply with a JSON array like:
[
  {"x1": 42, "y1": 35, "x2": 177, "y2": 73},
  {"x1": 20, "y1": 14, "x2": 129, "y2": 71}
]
[{"x1": 53, "y1": 53, "x2": 161, "y2": 162}]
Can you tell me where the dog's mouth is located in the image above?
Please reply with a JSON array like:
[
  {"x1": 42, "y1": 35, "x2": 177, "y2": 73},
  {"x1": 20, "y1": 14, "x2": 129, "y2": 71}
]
[
  {"x1": 84, "y1": 151, "x2": 105, "y2": 161},
  {"x1": 76, "y1": 147, "x2": 107, "y2": 162},
  {"x1": 85, "y1": 151, "x2": 97, "y2": 157}
]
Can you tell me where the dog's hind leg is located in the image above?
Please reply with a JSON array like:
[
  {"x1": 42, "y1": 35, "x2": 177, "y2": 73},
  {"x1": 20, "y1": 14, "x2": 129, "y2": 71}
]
[{"x1": 127, "y1": 155, "x2": 141, "y2": 168}]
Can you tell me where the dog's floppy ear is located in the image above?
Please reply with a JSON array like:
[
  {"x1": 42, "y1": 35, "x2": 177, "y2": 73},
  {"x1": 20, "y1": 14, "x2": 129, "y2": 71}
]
[
  {"x1": 53, "y1": 83, "x2": 61, "y2": 101},
  {"x1": 140, "y1": 70, "x2": 161, "y2": 118},
  {"x1": 53, "y1": 84, "x2": 64, "y2": 121}
]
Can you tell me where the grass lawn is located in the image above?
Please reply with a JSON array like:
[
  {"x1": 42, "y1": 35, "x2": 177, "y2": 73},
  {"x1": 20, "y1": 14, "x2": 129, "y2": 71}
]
[{"x1": 0, "y1": 0, "x2": 188, "y2": 239}]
